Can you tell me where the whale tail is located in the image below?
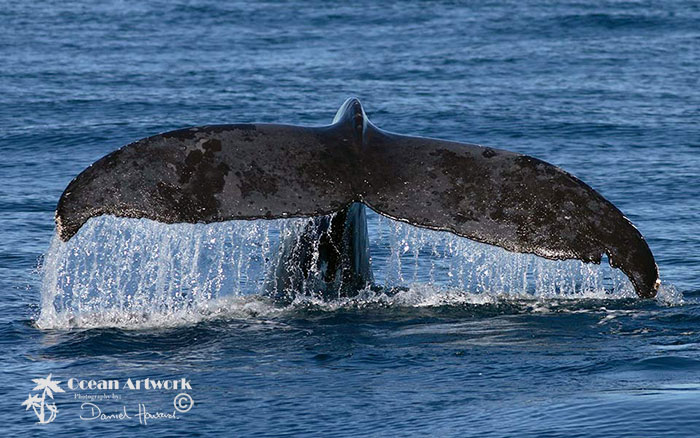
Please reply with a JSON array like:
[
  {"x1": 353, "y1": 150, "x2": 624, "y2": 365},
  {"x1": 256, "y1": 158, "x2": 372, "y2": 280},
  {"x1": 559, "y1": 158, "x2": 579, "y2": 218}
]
[{"x1": 55, "y1": 98, "x2": 659, "y2": 298}]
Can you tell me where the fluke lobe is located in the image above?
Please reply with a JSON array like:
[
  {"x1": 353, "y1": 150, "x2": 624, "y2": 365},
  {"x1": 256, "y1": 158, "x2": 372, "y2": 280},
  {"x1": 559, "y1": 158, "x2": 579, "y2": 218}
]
[{"x1": 55, "y1": 98, "x2": 660, "y2": 298}]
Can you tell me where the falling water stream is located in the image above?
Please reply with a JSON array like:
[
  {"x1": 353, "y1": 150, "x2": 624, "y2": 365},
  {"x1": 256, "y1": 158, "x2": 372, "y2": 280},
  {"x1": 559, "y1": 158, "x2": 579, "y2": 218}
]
[{"x1": 36, "y1": 209, "x2": 675, "y2": 330}]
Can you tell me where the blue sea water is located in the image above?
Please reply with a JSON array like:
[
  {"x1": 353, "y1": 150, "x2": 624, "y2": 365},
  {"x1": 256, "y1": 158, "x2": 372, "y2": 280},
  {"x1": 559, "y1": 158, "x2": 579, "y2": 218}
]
[{"x1": 2, "y1": 0, "x2": 700, "y2": 436}]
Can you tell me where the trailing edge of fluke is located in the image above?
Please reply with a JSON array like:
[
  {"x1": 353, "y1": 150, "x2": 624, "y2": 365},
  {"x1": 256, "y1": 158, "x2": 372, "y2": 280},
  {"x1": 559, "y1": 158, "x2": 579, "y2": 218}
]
[{"x1": 55, "y1": 98, "x2": 660, "y2": 298}]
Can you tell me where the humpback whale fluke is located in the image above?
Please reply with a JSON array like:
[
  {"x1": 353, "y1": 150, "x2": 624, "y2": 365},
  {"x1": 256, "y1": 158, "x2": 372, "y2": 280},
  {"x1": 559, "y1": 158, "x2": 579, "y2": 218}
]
[{"x1": 55, "y1": 98, "x2": 660, "y2": 298}]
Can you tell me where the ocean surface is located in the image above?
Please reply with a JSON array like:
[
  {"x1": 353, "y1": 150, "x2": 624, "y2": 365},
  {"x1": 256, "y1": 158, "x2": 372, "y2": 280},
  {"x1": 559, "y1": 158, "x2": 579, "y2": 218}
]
[{"x1": 2, "y1": 0, "x2": 699, "y2": 436}]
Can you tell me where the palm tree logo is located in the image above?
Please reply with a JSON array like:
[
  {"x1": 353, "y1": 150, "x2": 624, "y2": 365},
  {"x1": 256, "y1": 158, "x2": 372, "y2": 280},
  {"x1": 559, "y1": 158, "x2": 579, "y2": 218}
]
[{"x1": 21, "y1": 374, "x2": 65, "y2": 424}]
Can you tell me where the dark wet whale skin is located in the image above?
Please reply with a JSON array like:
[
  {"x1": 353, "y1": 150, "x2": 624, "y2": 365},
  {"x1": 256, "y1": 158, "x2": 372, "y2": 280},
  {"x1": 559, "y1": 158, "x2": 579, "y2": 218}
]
[
  {"x1": 266, "y1": 202, "x2": 373, "y2": 303},
  {"x1": 55, "y1": 98, "x2": 659, "y2": 298}
]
